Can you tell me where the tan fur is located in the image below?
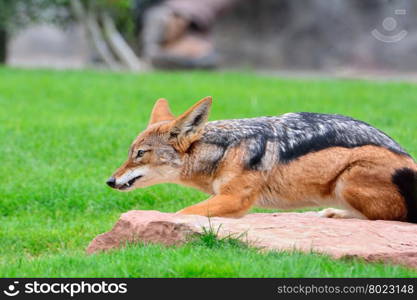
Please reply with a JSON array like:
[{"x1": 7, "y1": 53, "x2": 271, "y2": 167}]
[
  {"x1": 254, "y1": 146, "x2": 416, "y2": 221},
  {"x1": 169, "y1": 97, "x2": 212, "y2": 152},
  {"x1": 178, "y1": 147, "x2": 258, "y2": 217},
  {"x1": 178, "y1": 145, "x2": 416, "y2": 219},
  {"x1": 109, "y1": 98, "x2": 417, "y2": 220},
  {"x1": 148, "y1": 98, "x2": 175, "y2": 125}
]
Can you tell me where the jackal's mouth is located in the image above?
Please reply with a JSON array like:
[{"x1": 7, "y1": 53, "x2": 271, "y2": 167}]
[{"x1": 119, "y1": 175, "x2": 143, "y2": 190}]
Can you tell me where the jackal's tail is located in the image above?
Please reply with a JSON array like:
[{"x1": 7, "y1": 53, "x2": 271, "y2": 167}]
[{"x1": 392, "y1": 168, "x2": 417, "y2": 223}]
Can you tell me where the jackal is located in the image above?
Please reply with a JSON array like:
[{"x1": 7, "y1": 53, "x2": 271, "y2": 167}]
[{"x1": 107, "y1": 97, "x2": 417, "y2": 221}]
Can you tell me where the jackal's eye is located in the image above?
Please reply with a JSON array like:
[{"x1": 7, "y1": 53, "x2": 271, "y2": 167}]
[{"x1": 136, "y1": 150, "x2": 145, "y2": 158}]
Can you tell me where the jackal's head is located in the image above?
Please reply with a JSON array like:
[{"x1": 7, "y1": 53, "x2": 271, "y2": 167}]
[{"x1": 106, "y1": 97, "x2": 212, "y2": 191}]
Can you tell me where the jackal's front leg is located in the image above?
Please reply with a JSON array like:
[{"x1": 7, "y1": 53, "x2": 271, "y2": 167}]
[{"x1": 177, "y1": 194, "x2": 255, "y2": 218}]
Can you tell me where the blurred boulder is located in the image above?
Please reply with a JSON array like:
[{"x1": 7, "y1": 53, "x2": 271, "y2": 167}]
[{"x1": 213, "y1": 0, "x2": 417, "y2": 71}]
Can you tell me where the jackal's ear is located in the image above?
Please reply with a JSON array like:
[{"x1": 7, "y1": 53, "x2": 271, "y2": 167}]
[
  {"x1": 148, "y1": 98, "x2": 175, "y2": 126},
  {"x1": 169, "y1": 96, "x2": 212, "y2": 151}
]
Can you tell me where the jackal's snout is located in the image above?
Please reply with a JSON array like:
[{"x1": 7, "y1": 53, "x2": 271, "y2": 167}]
[{"x1": 106, "y1": 171, "x2": 144, "y2": 191}]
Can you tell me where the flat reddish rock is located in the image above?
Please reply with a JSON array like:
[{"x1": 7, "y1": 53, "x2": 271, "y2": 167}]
[{"x1": 86, "y1": 210, "x2": 417, "y2": 269}]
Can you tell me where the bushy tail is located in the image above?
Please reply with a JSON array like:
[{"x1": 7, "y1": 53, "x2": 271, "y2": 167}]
[{"x1": 392, "y1": 168, "x2": 417, "y2": 223}]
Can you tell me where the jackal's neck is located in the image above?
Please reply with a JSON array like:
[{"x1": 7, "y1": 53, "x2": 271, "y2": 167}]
[{"x1": 176, "y1": 140, "x2": 225, "y2": 194}]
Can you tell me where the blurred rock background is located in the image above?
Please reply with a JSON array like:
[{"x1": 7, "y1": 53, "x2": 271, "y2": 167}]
[
  {"x1": 214, "y1": 0, "x2": 417, "y2": 71},
  {"x1": 1, "y1": 0, "x2": 417, "y2": 73}
]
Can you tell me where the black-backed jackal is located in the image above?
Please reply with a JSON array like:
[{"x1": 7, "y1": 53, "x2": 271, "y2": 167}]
[{"x1": 107, "y1": 97, "x2": 417, "y2": 222}]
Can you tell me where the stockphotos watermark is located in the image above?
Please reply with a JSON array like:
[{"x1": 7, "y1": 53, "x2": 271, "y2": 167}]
[
  {"x1": 3, "y1": 280, "x2": 127, "y2": 297},
  {"x1": 372, "y1": 9, "x2": 408, "y2": 43}
]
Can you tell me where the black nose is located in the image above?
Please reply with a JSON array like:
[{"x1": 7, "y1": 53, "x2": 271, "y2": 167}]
[{"x1": 106, "y1": 177, "x2": 116, "y2": 188}]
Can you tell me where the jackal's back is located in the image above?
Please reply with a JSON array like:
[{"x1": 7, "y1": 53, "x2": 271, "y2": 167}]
[{"x1": 200, "y1": 112, "x2": 409, "y2": 171}]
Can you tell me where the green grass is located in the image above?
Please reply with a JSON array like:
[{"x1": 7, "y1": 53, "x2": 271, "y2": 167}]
[{"x1": 1, "y1": 67, "x2": 417, "y2": 277}]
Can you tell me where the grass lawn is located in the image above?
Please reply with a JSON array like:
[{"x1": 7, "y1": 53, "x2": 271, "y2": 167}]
[{"x1": 1, "y1": 67, "x2": 417, "y2": 277}]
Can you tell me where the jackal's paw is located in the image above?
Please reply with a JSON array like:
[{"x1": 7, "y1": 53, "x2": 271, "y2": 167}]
[{"x1": 318, "y1": 208, "x2": 352, "y2": 219}]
